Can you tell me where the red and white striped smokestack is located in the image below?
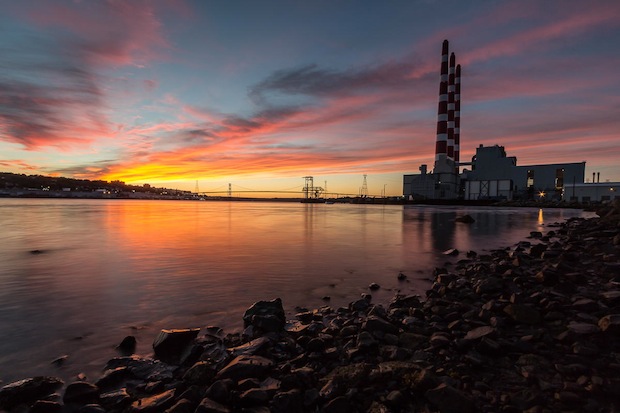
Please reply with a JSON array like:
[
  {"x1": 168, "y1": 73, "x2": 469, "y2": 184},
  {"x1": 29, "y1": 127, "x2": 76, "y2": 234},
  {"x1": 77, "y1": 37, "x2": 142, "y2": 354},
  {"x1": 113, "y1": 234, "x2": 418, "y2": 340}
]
[
  {"x1": 435, "y1": 40, "x2": 449, "y2": 160},
  {"x1": 454, "y1": 64, "x2": 461, "y2": 170},
  {"x1": 447, "y1": 52, "x2": 456, "y2": 159}
]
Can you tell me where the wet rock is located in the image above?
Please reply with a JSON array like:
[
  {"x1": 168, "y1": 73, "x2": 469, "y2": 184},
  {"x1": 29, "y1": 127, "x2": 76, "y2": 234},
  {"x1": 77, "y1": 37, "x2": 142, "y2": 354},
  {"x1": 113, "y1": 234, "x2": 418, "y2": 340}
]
[
  {"x1": 0, "y1": 376, "x2": 63, "y2": 410},
  {"x1": 29, "y1": 400, "x2": 62, "y2": 413},
  {"x1": 99, "y1": 388, "x2": 131, "y2": 411},
  {"x1": 425, "y1": 383, "x2": 475, "y2": 413},
  {"x1": 132, "y1": 388, "x2": 176, "y2": 412},
  {"x1": 271, "y1": 389, "x2": 303, "y2": 413},
  {"x1": 77, "y1": 404, "x2": 106, "y2": 413},
  {"x1": 369, "y1": 282, "x2": 381, "y2": 290},
  {"x1": 63, "y1": 381, "x2": 100, "y2": 405},
  {"x1": 598, "y1": 314, "x2": 620, "y2": 333},
  {"x1": 164, "y1": 399, "x2": 195, "y2": 413},
  {"x1": 243, "y1": 298, "x2": 286, "y2": 332},
  {"x1": 363, "y1": 316, "x2": 399, "y2": 335},
  {"x1": 195, "y1": 397, "x2": 231, "y2": 413},
  {"x1": 216, "y1": 355, "x2": 274, "y2": 381},
  {"x1": 323, "y1": 395, "x2": 352, "y2": 412},
  {"x1": 504, "y1": 304, "x2": 541, "y2": 324},
  {"x1": 118, "y1": 335, "x2": 137, "y2": 355},
  {"x1": 153, "y1": 328, "x2": 200, "y2": 364},
  {"x1": 464, "y1": 326, "x2": 495, "y2": 341},
  {"x1": 183, "y1": 360, "x2": 217, "y2": 384},
  {"x1": 455, "y1": 215, "x2": 475, "y2": 223},
  {"x1": 397, "y1": 272, "x2": 407, "y2": 281}
]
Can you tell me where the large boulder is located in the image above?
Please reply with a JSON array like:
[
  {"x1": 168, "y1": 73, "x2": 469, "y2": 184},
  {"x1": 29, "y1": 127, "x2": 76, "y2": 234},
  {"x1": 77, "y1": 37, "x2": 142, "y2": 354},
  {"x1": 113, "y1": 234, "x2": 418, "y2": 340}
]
[
  {"x1": 0, "y1": 376, "x2": 63, "y2": 410},
  {"x1": 153, "y1": 328, "x2": 200, "y2": 364},
  {"x1": 243, "y1": 298, "x2": 286, "y2": 332}
]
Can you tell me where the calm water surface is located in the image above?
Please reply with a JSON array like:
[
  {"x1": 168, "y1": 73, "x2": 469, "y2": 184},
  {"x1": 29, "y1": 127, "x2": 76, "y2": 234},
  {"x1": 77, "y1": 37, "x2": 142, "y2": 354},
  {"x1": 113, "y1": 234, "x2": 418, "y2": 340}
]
[{"x1": 0, "y1": 199, "x2": 592, "y2": 382}]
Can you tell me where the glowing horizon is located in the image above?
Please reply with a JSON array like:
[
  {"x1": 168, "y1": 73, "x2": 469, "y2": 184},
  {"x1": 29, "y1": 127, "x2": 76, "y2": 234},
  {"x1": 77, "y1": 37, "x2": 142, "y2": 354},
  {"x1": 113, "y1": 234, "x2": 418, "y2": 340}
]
[{"x1": 1, "y1": 0, "x2": 619, "y2": 196}]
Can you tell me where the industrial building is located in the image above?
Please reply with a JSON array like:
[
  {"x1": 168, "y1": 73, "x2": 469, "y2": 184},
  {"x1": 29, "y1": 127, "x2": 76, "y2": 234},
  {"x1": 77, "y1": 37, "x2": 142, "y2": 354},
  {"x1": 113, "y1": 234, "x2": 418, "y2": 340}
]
[{"x1": 403, "y1": 40, "x2": 591, "y2": 202}]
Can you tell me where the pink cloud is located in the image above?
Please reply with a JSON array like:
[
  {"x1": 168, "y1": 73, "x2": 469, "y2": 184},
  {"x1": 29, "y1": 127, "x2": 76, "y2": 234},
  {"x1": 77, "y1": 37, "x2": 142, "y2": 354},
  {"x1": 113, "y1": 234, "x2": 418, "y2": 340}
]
[{"x1": 25, "y1": 1, "x2": 170, "y2": 67}]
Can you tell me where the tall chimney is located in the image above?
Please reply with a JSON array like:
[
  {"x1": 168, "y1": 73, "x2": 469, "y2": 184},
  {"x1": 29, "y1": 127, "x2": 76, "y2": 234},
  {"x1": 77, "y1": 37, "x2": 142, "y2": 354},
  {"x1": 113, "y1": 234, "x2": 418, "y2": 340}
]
[
  {"x1": 592, "y1": 172, "x2": 595, "y2": 183},
  {"x1": 447, "y1": 52, "x2": 456, "y2": 159},
  {"x1": 597, "y1": 172, "x2": 600, "y2": 183},
  {"x1": 435, "y1": 40, "x2": 449, "y2": 161},
  {"x1": 454, "y1": 64, "x2": 461, "y2": 171}
]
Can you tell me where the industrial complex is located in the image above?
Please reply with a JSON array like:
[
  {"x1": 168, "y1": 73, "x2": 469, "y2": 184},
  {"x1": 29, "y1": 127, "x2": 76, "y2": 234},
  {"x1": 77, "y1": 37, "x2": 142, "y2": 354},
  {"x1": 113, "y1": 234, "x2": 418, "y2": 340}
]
[{"x1": 403, "y1": 40, "x2": 618, "y2": 203}]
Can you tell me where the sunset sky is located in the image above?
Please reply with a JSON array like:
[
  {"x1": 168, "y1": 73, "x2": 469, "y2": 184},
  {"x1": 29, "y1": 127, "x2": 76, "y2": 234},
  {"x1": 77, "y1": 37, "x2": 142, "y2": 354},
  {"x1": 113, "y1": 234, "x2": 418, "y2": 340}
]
[{"x1": 1, "y1": 0, "x2": 619, "y2": 196}]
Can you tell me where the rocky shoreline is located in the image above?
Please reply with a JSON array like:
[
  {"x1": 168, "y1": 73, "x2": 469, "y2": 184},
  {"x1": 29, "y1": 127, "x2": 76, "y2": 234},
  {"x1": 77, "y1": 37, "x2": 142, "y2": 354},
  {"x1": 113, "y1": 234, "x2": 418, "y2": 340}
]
[{"x1": 2, "y1": 202, "x2": 619, "y2": 413}]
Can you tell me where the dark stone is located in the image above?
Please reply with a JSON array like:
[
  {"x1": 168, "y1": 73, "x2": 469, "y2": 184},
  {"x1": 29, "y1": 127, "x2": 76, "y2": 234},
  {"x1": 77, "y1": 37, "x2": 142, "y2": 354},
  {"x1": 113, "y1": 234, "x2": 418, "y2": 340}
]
[
  {"x1": 243, "y1": 298, "x2": 286, "y2": 332},
  {"x1": 363, "y1": 316, "x2": 399, "y2": 335},
  {"x1": 238, "y1": 388, "x2": 269, "y2": 406},
  {"x1": 216, "y1": 355, "x2": 274, "y2": 381},
  {"x1": 369, "y1": 283, "x2": 381, "y2": 290},
  {"x1": 0, "y1": 376, "x2": 64, "y2": 410},
  {"x1": 183, "y1": 361, "x2": 217, "y2": 384},
  {"x1": 77, "y1": 404, "x2": 106, "y2": 413},
  {"x1": 195, "y1": 397, "x2": 231, "y2": 413},
  {"x1": 117, "y1": 335, "x2": 137, "y2": 355},
  {"x1": 131, "y1": 389, "x2": 176, "y2": 412},
  {"x1": 443, "y1": 248, "x2": 459, "y2": 256},
  {"x1": 397, "y1": 272, "x2": 407, "y2": 281},
  {"x1": 425, "y1": 383, "x2": 475, "y2": 413},
  {"x1": 455, "y1": 215, "x2": 475, "y2": 223},
  {"x1": 153, "y1": 328, "x2": 200, "y2": 364},
  {"x1": 29, "y1": 400, "x2": 62, "y2": 413},
  {"x1": 323, "y1": 395, "x2": 351, "y2": 413},
  {"x1": 99, "y1": 388, "x2": 131, "y2": 410},
  {"x1": 205, "y1": 380, "x2": 233, "y2": 404},
  {"x1": 271, "y1": 389, "x2": 303, "y2": 413},
  {"x1": 164, "y1": 399, "x2": 195, "y2": 413},
  {"x1": 63, "y1": 381, "x2": 100, "y2": 405},
  {"x1": 598, "y1": 314, "x2": 620, "y2": 333},
  {"x1": 504, "y1": 304, "x2": 541, "y2": 324}
]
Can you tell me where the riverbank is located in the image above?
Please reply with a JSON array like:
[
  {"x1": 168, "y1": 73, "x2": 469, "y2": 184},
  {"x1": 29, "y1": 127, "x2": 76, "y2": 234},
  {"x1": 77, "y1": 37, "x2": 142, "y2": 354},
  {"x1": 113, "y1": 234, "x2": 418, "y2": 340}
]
[{"x1": 1, "y1": 203, "x2": 619, "y2": 412}]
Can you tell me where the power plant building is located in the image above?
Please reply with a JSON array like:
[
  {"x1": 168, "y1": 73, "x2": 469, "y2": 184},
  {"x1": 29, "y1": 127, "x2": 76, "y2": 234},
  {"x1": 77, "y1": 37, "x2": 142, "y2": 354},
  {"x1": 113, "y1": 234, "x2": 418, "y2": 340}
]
[{"x1": 403, "y1": 40, "x2": 587, "y2": 201}]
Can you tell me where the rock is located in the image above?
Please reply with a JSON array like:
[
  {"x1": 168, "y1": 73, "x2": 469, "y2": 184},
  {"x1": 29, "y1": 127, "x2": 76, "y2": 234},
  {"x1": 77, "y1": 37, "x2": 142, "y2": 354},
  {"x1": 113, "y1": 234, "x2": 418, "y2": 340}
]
[
  {"x1": 132, "y1": 389, "x2": 176, "y2": 412},
  {"x1": 425, "y1": 383, "x2": 475, "y2": 413},
  {"x1": 455, "y1": 214, "x2": 475, "y2": 223},
  {"x1": 363, "y1": 316, "x2": 399, "y2": 335},
  {"x1": 504, "y1": 304, "x2": 541, "y2": 324},
  {"x1": 195, "y1": 397, "x2": 231, "y2": 413},
  {"x1": 243, "y1": 298, "x2": 286, "y2": 332},
  {"x1": 323, "y1": 395, "x2": 352, "y2": 412},
  {"x1": 77, "y1": 404, "x2": 106, "y2": 413},
  {"x1": 238, "y1": 388, "x2": 269, "y2": 406},
  {"x1": 397, "y1": 272, "x2": 407, "y2": 281},
  {"x1": 443, "y1": 248, "x2": 459, "y2": 256},
  {"x1": 117, "y1": 335, "x2": 137, "y2": 355},
  {"x1": 164, "y1": 399, "x2": 195, "y2": 413},
  {"x1": 29, "y1": 400, "x2": 63, "y2": 413},
  {"x1": 63, "y1": 381, "x2": 100, "y2": 405},
  {"x1": 369, "y1": 282, "x2": 381, "y2": 290},
  {"x1": 464, "y1": 326, "x2": 495, "y2": 341},
  {"x1": 99, "y1": 388, "x2": 131, "y2": 411},
  {"x1": 598, "y1": 314, "x2": 620, "y2": 333},
  {"x1": 0, "y1": 376, "x2": 63, "y2": 410},
  {"x1": 216, "y1": 355, "x2": 274, "y2": 381},
  {"x1": 183, "y1": 361, "x2": 217, "y2": 384},
  {"x1": 153, "y1": 328, "x2": 200, "y2": 363},
  {"x1": 271, "y1": 389, "x2": 303, "y2": 413}
]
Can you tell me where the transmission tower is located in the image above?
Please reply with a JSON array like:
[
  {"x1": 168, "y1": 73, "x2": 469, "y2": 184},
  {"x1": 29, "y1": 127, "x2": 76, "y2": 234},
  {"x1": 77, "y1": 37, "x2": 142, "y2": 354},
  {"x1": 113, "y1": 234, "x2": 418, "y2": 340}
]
[
  {"x1": 302, "y1": 176, "x2": 323, "y2": 199},
  {"x1": 361, "y1": 174, "x2": 368, "y2": 197}
]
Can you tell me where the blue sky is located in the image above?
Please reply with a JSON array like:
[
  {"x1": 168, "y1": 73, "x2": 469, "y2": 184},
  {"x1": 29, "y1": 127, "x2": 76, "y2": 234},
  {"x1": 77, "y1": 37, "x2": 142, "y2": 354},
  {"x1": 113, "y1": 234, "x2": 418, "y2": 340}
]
[{"x1": 1, "y1": 0, "x2": 619, "y2": 195}]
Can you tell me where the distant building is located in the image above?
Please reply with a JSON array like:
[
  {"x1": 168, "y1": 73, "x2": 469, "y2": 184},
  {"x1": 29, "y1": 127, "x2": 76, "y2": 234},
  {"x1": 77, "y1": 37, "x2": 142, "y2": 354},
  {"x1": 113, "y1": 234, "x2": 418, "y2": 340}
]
[
  {"x1": 402, "y1": 40, "x2": 589, "y2": 202},
  {"x1": 461, "y1": 145, "x2": 585, "y2": 201},
  {"x1": 562, "y1": 182, "x2": 620, "y2": 203}
]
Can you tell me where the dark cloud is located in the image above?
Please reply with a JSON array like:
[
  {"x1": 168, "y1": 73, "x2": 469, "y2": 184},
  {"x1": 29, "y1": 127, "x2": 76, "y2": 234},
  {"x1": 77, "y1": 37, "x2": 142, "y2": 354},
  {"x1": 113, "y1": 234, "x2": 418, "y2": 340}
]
[{"x1": 249, "y1": 61, "x2": 415, "y2": 105}]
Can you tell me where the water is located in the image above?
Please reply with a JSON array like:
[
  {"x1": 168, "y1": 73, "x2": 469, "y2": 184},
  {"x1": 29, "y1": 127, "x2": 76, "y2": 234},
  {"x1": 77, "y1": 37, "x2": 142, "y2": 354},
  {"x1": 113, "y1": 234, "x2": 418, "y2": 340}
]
[{"x1": 0, "y1": 199, "x2": 592, "y2": 383}]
